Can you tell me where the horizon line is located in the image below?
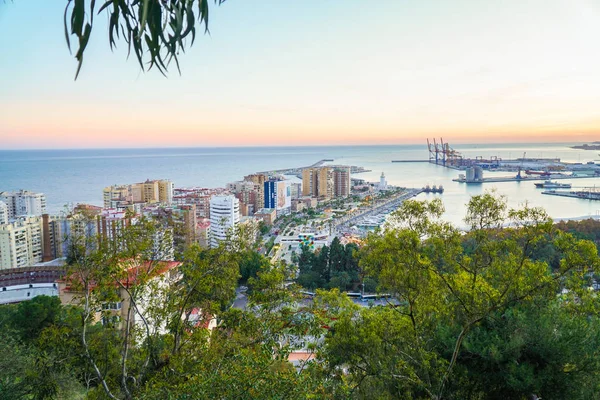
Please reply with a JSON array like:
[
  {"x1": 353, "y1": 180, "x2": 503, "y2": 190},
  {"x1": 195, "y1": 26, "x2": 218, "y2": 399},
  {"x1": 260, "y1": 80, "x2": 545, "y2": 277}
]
[{"x1": 0, "y1": 139, "x2": 593, "y2": 152}]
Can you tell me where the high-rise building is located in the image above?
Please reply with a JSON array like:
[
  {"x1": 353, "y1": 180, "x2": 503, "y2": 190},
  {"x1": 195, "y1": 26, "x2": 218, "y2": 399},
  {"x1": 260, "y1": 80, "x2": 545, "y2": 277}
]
[
  {"x1": 209, "y1": 195, "x2": 240, "y2": 248},
  {"x1": 96, "y1": 209, "x2": 174, "y2": 260},
  {"x1": 0, "y1": 217, "x2": 44, "y2": 269},
  {"x1": 333, "y1": 167, "x2": 351, "y2": 197},
  {"x1": 173, "y1": 187, "x2": 227, "y2": 219},
  {"x1": 103, "y1": 185, "x2": 131, "y2": 209},
  {"x1": 0, "y1": 190, "x2": 47, "y2": 220},
  {"x1": 264, "y1": 179, "x2": 291, "y2": 215},
  {"x1": 103, "y1": 180, "x2": 173, "y2": 209},
  {"x1": 143, "y1": 204, "x2": 196, "y2": 256},
  {"x1": 228, "y1": 180, "x2": 260, "y2": 216},
  {"x1": 0, "y1": 201, "x2": 8, "y2": 225},
  {"x1": 302, "y1": 169, "x2": 311, "y2": 197},
  {"x1": 244, "y1": 174, "x2": 267, "y2": 211},
  {"x1": 302, "y1": 167, "x2": 333, "y2": 200},
  {"x1": 40, "y1": 205, "x2": 103, "y2": 261},
  {"x1": 290, "y1": 183, "x2": 302, "y2": 200}
]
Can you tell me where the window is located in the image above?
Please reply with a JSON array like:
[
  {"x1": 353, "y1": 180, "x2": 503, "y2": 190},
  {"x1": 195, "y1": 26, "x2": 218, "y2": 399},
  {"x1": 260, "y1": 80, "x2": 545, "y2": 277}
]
[
  {"x1": 102, "y1": 302, "x2": 122, "y2": 310},
  {"x1": 102, "y1": 315, "x2": 121, "y2": 326}
]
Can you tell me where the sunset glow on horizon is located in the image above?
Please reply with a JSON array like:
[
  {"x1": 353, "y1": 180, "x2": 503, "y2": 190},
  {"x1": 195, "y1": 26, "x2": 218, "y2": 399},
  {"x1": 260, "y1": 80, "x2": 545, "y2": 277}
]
[{"x1": 1, "y1": 0, "x2": 600, "y2": 149}]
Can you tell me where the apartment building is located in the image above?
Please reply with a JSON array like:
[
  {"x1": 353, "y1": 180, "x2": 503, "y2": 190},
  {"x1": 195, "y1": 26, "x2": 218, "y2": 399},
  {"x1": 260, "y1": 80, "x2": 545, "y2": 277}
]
[
  {"x1": 103, "y1": 179, "x2": 173, "y2": 209},
  {"x1": 333, "y1": 167, "x2": 351, "y2": 197},
  {"x1": 143, "y1": 204, "x2": 197, "y2": 255},
  {"x1": 0, "y1": 190, "x2": 47, "y2": 220},
  {"x1": 0, "y1": 201, "x2": 8, "y2": 225},
  {"x1": 302, "y1": 167, "x2": 333, "y2": 200},
  {"x1": 58, "y1": 260, "x2": 182, "y2": 332},
  {"x1": 173, "y1": 187, "x2": 227, "y2": 219},
  {"x1": 0, "y1": 217, "x2": 44, "y2": 269},
  {"x1": 197, "y1": 218, "x2": 211, "y2": 248},
  {"x1": 244, "y1": 174, "x2": 267, "y2": 211},
  {"x1": 42, "y1": 205, "x2": 102, "y2": 261},
  {"x1": 209, "y1": 195, "x2": 240, "y2": 248}
]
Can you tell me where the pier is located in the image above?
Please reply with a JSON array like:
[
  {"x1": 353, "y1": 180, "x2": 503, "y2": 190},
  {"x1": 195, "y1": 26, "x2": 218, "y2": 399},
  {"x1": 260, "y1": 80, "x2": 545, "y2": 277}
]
[
  {"x1": 391, "y1": 160, "x2": 430, "y2": 163},
  {"x1": 542, "y1": 189, "x2": 600, "y2": 201},
  {"x1": 257, "y1": 159, "x2": 370, "y2": 178},
  {"x1": 257, "y1": 159, "x2": 334, "y2": 175},
  {"x1": 453, "y1": 174, "x2": 600, "y2": 184}
]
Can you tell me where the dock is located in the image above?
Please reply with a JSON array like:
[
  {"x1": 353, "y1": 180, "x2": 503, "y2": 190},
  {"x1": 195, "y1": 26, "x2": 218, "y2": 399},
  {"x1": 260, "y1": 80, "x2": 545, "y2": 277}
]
[
  {"x1": 542, "y1": 189, "x2": 600, "y2": 201},
  {"x1": 453, "y1": 174, "x2": 600, "y2": 184},
  {"x1": 391, "y1": 160, "x2": 430, "y2": 163}
]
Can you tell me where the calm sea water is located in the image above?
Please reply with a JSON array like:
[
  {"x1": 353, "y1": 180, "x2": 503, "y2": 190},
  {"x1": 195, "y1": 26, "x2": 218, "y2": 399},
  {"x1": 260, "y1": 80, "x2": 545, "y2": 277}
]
[{"x1": 2, "y1": 143, "x2": 600, "y2": 226}]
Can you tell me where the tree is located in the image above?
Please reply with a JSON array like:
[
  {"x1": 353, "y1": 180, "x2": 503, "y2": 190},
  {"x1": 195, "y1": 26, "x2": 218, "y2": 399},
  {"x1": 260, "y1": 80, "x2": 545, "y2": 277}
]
[
  {"x1": 61, "y1": 214, "x2": 238, "y2": 399},
  {"x1": 139, "y1": 263, "x2": 329, "y2": 399},
  {"x1": 320, "y1": 194, "x2": 600, "y2": 399},
  {"x1": 258, "y1": 220, "x2": 271, "y2": 236},
  {"x1": 10, "y1": 295, "x2": 62, "y2": 342},
  {"x1": 238, "y1": 250, "x2": 270, "y2": 283},
  {"x1": 0, "y1": 299, "x2": 87, "y2": 400},
  {"x1": 64, "y1": 0, "x2": 226, "y2": 78},
  {"x1": 442, "y1": 302, "x2": 600, "y2": 399},
  {"x1": 5, "y1": 193, "x2": 600, "y2": 399}
]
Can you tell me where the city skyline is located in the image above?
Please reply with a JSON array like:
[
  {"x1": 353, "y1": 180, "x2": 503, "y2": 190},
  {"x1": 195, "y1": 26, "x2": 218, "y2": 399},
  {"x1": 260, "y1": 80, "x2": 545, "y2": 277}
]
[{"x1": 2, "y1": 0, "x2": 600, "y2": 149}]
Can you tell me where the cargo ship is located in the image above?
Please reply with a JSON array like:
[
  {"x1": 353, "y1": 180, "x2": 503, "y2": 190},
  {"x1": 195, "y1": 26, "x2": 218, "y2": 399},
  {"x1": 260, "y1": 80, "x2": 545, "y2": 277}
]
[{"x1": 534, "y1": 180, "x2": 572, "y2": 189}]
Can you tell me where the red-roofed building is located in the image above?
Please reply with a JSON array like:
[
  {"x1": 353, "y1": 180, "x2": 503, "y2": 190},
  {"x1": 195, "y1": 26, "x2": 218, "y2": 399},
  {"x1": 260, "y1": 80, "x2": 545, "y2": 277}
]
[{"x1": 58, "y1": 260, "x2": 181, "y2": 331}]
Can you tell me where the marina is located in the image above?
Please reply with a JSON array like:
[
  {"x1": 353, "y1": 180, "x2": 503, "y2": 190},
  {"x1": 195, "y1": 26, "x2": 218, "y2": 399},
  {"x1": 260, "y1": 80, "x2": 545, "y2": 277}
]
[{"x1": 335, "y1": 189, "x2": 424, "y2": 235}]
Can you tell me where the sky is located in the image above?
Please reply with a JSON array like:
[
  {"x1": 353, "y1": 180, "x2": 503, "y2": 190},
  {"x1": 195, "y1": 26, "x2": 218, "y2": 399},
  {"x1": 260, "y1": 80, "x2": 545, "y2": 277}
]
[{"x1": 1, "y1": 0, "x2": 600, "y2": 149}]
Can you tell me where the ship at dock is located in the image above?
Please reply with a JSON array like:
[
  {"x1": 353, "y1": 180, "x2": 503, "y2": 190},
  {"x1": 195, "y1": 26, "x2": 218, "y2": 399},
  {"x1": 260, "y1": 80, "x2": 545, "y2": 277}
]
[{"x1": 534, "y1": 180, "x2": 572, "y2": 189}]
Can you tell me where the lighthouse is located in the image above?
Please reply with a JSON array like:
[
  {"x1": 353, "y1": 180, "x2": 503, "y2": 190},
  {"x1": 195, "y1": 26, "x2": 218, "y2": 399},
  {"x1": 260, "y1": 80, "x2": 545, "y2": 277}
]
[{"x1": 378, "y1": 172, "x2": 388, "y2": 191}]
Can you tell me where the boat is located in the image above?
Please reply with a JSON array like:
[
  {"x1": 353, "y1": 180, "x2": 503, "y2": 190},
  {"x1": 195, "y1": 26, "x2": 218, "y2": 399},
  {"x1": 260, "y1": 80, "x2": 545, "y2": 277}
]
[{"x1": 534, "y1": 180, "x2": 572, "y2": 189}]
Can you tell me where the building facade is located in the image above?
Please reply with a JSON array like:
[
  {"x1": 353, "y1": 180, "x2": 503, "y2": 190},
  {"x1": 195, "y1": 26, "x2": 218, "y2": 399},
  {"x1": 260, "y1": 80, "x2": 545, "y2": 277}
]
[
  {"x1": 58, "y1": 261, "x2": 182, "y2": 332},
  {"x1": 333, "y1": 167, "x2": 351, "y2": 197},
  {"x1": 209, "y1": 195, "x2": 240, "y2": 248},
  {"x1": 173, "y1": 187, "x2": 227, "y2": 219},
  {"x1": 302, "y1": 167, "x2": 333, "y2": 200},
  {"x1": 244, "y1": 174, "x2": 267, "y2": 212},
  {"x1": 0, "y1": 201, "x2": 8, "y2": 225},
  {"x1": 0, "y1": 217, "x2": 44, "y2": 269},
  {"x1": 0, "y1": 190, "x2": 47, "y2": 220},
  {"x1": 264, "y1": 179, "x2": 291, "y2": 216},
  {"x1": 103, "y1": 180, "x2": 173, "y2": 209}
]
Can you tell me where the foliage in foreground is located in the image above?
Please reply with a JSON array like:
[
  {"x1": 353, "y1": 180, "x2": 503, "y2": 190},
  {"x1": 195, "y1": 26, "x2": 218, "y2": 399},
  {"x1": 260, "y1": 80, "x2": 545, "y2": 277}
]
[
  {"x1": 64, "y1": 0, "x2": 226, "y2": 78},
  {"x1": 2, "y1": 193, "x2": 600, "y2": 399}
]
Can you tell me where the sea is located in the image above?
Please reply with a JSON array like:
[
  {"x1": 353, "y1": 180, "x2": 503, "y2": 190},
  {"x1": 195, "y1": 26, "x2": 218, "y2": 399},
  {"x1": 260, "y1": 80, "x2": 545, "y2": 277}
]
[{"x1": 2, "y1": 142, "x2": 600, "y2": 228}]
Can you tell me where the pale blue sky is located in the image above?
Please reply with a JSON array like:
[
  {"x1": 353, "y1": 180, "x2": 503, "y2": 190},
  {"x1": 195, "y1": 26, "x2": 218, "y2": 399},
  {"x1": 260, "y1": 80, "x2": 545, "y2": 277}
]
[{"x1": 1, "y1": 0, "x2": 600, "y2": 148}]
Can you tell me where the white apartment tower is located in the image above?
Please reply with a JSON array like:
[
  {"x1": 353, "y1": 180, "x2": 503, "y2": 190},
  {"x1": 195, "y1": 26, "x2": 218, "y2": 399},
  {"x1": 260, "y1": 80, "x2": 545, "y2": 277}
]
[
  {"x1": 0, "y1": 217, "x2": 44, "y2": 269},
  {"x1": 209, "y1": 195, "x2": 240, "y2": 248},
  {"x1": 0, "y1": 190, "x2": 47, "y2": 220},
  {"x1": 0, "y1": 201, "x2": 8, "y2": 225}
]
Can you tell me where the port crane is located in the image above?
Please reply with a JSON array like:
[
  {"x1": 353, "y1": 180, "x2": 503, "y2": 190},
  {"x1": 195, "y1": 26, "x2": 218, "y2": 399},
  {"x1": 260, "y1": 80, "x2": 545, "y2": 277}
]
[{"x1": 427, "y1": 138, "x2": 462, "y2": 167}]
